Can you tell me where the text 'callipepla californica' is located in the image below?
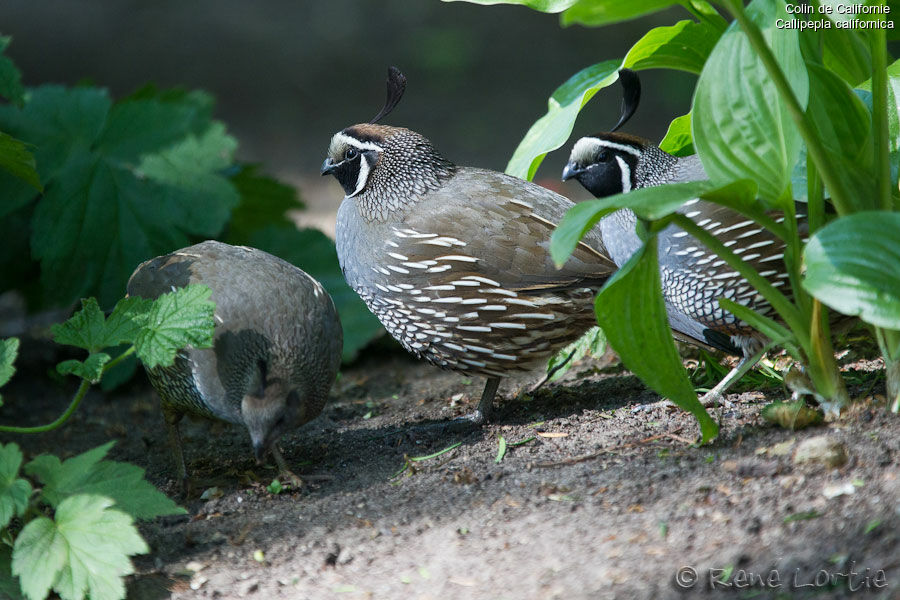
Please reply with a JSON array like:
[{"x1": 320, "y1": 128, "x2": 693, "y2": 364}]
[
  {"x1": 321, "y1": 67, "x2": 615, "y2": 423},
  {"x1": 562, "y1": 69, "x2": 800, "y2": 405},
  {"x1": 127, "y1": 240, "x2": 342, "y2": 489}
]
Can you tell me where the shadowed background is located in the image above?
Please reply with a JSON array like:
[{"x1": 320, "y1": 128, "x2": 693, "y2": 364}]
[{"x1": 1, "y1": 0, "x2": 697, "y2": 213}]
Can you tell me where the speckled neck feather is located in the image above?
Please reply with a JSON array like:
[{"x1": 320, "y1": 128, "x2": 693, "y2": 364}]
[{"x1": 345, "y1": 124, "x2": 457, "y2": 222}]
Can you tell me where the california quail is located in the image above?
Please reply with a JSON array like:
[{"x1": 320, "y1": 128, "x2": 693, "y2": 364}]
[
  {"x1": 127, "y1": 240, "x2": 343, "y2": 488},
  {"x1": 321, "y1": 67, "x2": 615, "y2": 424},
  {"x1": 562, "y1": 69, "x2": 798, "y2": 404}
]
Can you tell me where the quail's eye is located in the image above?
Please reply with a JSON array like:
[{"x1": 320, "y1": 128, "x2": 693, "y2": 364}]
[
  {"x1": 597, "y1": 150, "x2": 611, "y2": 162},
  {"x1": 344, "y1": 148, "x2": 359, "y2": 160}
]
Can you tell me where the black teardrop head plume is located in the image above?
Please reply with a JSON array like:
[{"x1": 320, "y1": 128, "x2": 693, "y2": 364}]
[
  {"x1": 611, "y1": 68, "x2": 641, "y2": 132},
  {"x1": 369, "y1": 66, "x2": 407, "y2": 124}
]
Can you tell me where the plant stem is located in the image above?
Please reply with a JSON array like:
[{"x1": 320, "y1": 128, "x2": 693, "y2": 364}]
[
  {"x1": 0, "y1": 345, "x2": 136, "y2": 434},
  {"x1": 875, "y1": 327, "x2": 900, "y2": 411},
  {"x1": 807, "y1": 300, "x2": 848, "y2": 413},
  {"x1": 0, "y1": 379, "x2": 90, "y2": 434},
  {"x1": 806, "y1": 151, "x2": 825, "y2": 234},
  {"x1": 722, "y1": 0, "x2": 855, "y2": 215},
  {"x1": 104, "y1": 345, "x2": 136, "y2": 372},
  {"x1": 869, "y1": 24, "x2": 891, "y2": 211}
]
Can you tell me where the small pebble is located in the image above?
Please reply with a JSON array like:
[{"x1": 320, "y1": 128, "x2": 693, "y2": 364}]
[{"x1": 792, "y1": 435, "x2": 848, "y2": 468}]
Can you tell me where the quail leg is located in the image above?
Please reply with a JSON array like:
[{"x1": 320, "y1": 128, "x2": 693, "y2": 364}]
[
  {"x1": 270, "y1": 446, "x2": 304, "y2": 488},
  {"x1": 163, "y1": 409, "x2": 191, "y2": 496},
  {"x1": 458, "y1": 376, "x2": 501, "y2": 425},
  {"x1": 699, "y1": 344, "x2": 771, "y2": 407}
]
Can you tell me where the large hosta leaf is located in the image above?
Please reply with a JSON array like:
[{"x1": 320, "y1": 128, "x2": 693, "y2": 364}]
[
  {"x1": 562, "y1": 0, "x2": 683, "y2": 27},
  {"x1": 506, "y1": 60, "x2": 620, "y2": 180},
  {"x1": 803, "y1": 211, "x2": 900, "y2": 329},
  {"x1": 623, "y1": 20, "x2": 721, "y2": 74},
  {"x1": 594, "y1": 240, "x2": 718, "y2": 443},
  {"x1": 693, "y1": 0, "x2": 809, "y2": 205},
  {"x1": 549, "y1": 181, "x2": 717, "y2": 266}
]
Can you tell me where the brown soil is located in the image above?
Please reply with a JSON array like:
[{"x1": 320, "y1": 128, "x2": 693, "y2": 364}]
[{"x1": 3, "y1": 341, "x2": 898, "y2": 600}]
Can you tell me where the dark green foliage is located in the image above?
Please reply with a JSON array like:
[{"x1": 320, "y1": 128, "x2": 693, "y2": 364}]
[{"x1": 0, "y1": 37, "x2": 382, "y2": 364}]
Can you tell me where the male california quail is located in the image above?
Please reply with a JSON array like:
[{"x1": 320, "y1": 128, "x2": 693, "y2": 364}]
[
  {"x1": 127, "y1": 240, "x2": 342, "y2": 487},
  {"x1": 562, "y1": 69, "x2": 798, "y2": 404},
  {"x1": 321, "y1": 67, "x2": 615, "y2": 424}
]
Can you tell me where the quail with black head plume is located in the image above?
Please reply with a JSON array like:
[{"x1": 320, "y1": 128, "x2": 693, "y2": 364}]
[
  {"x1": 322, "y1": 67, "x2": 616, "y2": 423},
  {"x1": 562, "y1": 69, "x2": 802, "y2": 404},
  {"x1": 128, "y1": 241, "x2": 343, "y2": 490}
]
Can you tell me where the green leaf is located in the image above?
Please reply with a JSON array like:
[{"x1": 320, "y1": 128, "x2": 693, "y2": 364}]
[
  {"x1": 51, "y1": 296, "x2": 153, "y2": 363},
  {"x1": 56, "y1": 353, "x2": 111, "y2": 383},
  {"x1": 97, "y1": 95, "x2": 214, "y2": 162},
  {"x1": 133, "y1": 284, "x2": 215, "y2": 369},
  {"x1": 594, "y1": 240, "x2": 718, "y2": 443},
  {"x1": 822, "y1": 26, "x2": 871, "y2": 86},
  {"x1": 0, "y1": 443, "x2": 32, "y2": 529},
  {"x1": 0, "y1": 85, "x2": 241, "y2": 309},
  {"x1": 624, "y1": 20, "x2": 721, "y2": 74},
  {"x1": 226, "y1": 164, "x2": 303, "y2": 246},
  {"x1": 857, "y1": 58, "x2": 900, "y2": 152},
  {"x1": 140, "y1": 117, "x2": 234, "y2": 198},
  {"x1": 0, "y1": 337, "x2": 19, "y2": 388},
  {"x1": 803, "y1": 211, "x2": 900, "y2": 329},
  {"x1": 441, "y1": 0, "x2": 577, "y2": 10},
  {"x1": 495, "y1": 435, "x2": 508, "y2": 464},
  {"x1": 12, "y1": 494, "x2": 148, "y2": 600},
  {"x1": 102, "y1": 296, "x2": 155, "y2": 347},
  {"x1": 546, "y1": 326, "x2": 606, "y2": 382},
  {"x1": 718, "y1": 298, "x2": 798, "y2": 357},
  {"x1": 549, "y1": 181, "x2": 715, "y2": 266},
  {"x1": 658, "y1": 113, "x2": 693, "y2": 157},
  {"x1": 806, "y1": 62, "x2": 875, "y2": 209},
  {"x1": 0, "y1": 86, "x2": 111, "y2": 179},
  {"x1": 25, "y1": 442, "x2": 184, "y2": 520},
  {"x1": 506, "y1": 60, "x2": 620, "y2": 180},
  {"x1": 248, "y1": 226, "x2": 384, "y2": 362},
  {"x1": 693, "y1": 0, "x2": 809, "y2": 204},
  {"x1": 0, "y1": 36, "x2": 25, "y2": 106},
  {"x1": 0, "y1": 131, "x2": 41, "y2": 191},
  {"x1": 51, "y1": 298, "x2": 109, "y2": 353},
  {"x1": 562, "y1": 0, "x2": 682, "y2": 27}
]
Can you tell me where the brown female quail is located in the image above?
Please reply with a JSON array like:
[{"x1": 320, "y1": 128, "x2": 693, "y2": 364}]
[{"x1": 127, "y1": 240, "x2": 342, "y2": 488}]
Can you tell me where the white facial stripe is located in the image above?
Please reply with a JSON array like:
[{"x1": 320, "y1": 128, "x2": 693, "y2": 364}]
[
  {"x1": 349, "y1": 153, "x2": 371, "y2": 198},
  {"x1": 588, "y1": 138, "x2": 642, "y2": 158},
  {"x1": 571, "y1": 137, "x2": 642, "y2": 162},
  {"x1": 615, "y1": 155, "x2": 631, "y2": 193},
  {"x1": 332, "y1": 132, "x2": 383, "y2": 153}
]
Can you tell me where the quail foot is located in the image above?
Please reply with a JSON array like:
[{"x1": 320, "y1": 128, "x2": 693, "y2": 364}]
[
  {"x1": 127, "y1": 241, "x2": 342, "y2": 492},
  {"x1": 322, "y1": 68, "x2": 615, "y2": 424},
  {"x1": 563, "y1": 69, "x2": 801, "y2": 406}
]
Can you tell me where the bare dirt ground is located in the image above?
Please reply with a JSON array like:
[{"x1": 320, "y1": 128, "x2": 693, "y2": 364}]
[{"x1": 3, "y1": 337, "x2": 899, "y2": 600}]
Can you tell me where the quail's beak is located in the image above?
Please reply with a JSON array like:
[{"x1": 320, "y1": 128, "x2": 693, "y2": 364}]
[
  {"x1": 561, "y1": 161, "x2": 584, "y2": 182},
  {"x1": 320, "y1": 158, "x2": 336, "y2": 176}
]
